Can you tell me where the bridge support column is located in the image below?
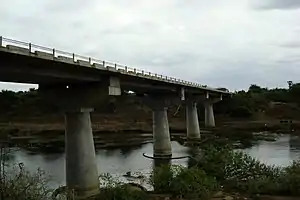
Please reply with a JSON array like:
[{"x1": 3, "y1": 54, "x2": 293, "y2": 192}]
[
  {"x1": 65, "y1": 108, "x2": 99, "y2": 198},
  {"x1": 186, "y1": 101, "x2": 200, "y2": 140},
  {"x1": 204, "y1": 102, "x2": 215, "y2": 128},
  {"x1": 152, "y1": 104, "x2": 172, "y2": 157}
]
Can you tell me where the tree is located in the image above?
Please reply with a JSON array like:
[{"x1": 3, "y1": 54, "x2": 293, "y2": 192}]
[{"x1": 289, "y1": 83, "x2": 300, "y2": 104}]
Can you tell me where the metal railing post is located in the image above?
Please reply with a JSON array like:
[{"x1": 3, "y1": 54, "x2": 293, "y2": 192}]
[
  {"x1": 115, "y1": 64, "x2": 117, "y2": 69},
  {"x1": 52, "y1": 49, "x2": 55, "y2": 57},
  {"x1": 103, "y1": 61, "x2": 105, "y2": 67},
  {"x1": 29, "y1": 43, "x2": 32, "y2": 53},
  {"x1": 0, "y1": 36, "x2": 2, "y2": 47},
  {"x1": 72, "y1": 53, "x2": 75, "y2": 62},
  {"x1": 89, "y1": 57, "x2": 91, "y2": 64}
]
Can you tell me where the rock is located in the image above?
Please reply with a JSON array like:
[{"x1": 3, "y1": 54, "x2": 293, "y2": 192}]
[
  {"x1": 123, "y1": 183, "x2": 147, "y2": 191},
  {"x1": 223, "y1": 196, "x2": 234, "y2": 200},
  {"x1": 213, "y1": 191, "x2": 223, "y2": 198}
]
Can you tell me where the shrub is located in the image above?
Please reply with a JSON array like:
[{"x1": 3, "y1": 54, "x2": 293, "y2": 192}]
[
  {"x1": 150, "y1": 164, "x2": 219, "y2": 199},
  {"x1": 170, "y1": 167, "x2": 218, "y2": 199},
  {"x1": 149, "y1": 164, "x2": 177, "y2": 193},
  {"x1": 98, "y1": 186, "x2": 147, "y2": 200},
  {"x1": 196, "y1": 145, "x2": 283, "y2": 195},
  {"x1": 0, "y1": 163, "x2": 53, "y2": 200},
  {"x1": 196, "y1": 144, "x2": 233, "y2": 181},
  {"x1": 98, "y1": 173, "x2": 148, "y2": 200},
  {"x1": 279, "y1": 161, "x2": 300, "y2": 195},
  {"x1": 223, "y1": 151, "x2": 282, "y2": 194}
]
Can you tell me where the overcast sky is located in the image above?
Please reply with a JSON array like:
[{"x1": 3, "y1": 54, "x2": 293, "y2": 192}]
[{"x1": 1, "y1": 0, "x2": 299, "y2": 91}]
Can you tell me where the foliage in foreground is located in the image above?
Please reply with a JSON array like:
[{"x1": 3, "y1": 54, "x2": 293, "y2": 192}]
[
  {"x1": 149, "y1": 143, "x2": 300, "y2": 197},
  {"x1": 2, "y1": 143, "x2": 300, "y2": 199},
  {"x1": 97, "y1": 173, "x2": 148, "y2": 200},
  {"x1": 197, "y1": 144, "x2": 300, "y2": 196},
  {"x1": 0, "y1": 163, "x2": 53, "y2": 200},
  {"x1": 150, "y1": 165, "x2": 218, "y2": 199}
]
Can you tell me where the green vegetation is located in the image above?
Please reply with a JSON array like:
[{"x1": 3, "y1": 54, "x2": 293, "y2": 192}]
[
  {"x1": 216, "y1": 82, "x2": 300, "y2": 119},
  {"x1": 97, "y1": 173, "x2": 148, "y2": 200},
  {"x1": 2, "y1": 140, "x2": 300, "y2": 199},
  {"x1": 151, "y1": 165, "x2": 218, "y2": 199},
  {"x1": 1, "y1": 82, "x2": 300, "y2": 121},
  {"x1": 149, "y1": 145, "x2": 300, "y2": 198},
  {"x1": 0, "y1": 147, "x2": 53, "y2": 200}
]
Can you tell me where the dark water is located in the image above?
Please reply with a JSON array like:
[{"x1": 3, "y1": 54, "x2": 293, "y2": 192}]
[{"x1": 5, "y1": 134, "x2": 300, "y2": 189}]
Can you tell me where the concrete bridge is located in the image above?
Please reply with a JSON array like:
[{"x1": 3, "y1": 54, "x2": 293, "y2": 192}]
[{"x1": 0, "y1": 36, "x2": 230, "y2": 198}]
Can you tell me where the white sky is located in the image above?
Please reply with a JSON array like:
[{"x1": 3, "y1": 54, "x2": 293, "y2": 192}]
[{"x1": 1, "y1": 0, "x2": 300, "y2": 91}]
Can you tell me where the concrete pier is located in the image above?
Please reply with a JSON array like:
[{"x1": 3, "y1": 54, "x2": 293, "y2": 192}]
[
  {"x1": 152, "y1": 106, "x2": 172, "y2": 157},
  {"x1": 205, "y1": 102, "x2": 215, "y2": 127},
  {"x1": 65, "y1": 108, "x2": 99, "y2": 198},
  {"x1": 186, "y1": 102, "x2": 201, "y2": 140}
]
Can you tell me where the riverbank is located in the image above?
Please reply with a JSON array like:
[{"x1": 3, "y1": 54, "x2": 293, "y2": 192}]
[
  {"x1": 0, "y1": 116, "x2": 297, "y2": 153},
  {"x1": 0, "y1": 117, "x2": 298, "y2": 137}
]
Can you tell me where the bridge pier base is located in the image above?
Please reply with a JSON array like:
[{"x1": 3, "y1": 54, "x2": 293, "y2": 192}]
[
  {"x1": 204, "y1": 102, "x2": 215, "y2": 128},
  {"x1": 186, "y1": 101, "x2": 201, "y2": 140},
  {"x1": 65, "y1": 108, "x2": 99, "y2": 199},
  {"x1": 152, "y1": 105, "x2": 172, "y2": 157}
]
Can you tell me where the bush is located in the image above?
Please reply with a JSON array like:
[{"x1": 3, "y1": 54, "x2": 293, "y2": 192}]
[
  {"x1": 223, "y1": 151, "x2": 282, "y2": 194},
  {"x1": 98, "y1": 173, "x2": 148, "y2": 200},
  {"x1": 170, "y1": 167, "x2": 218, "y2": 199},
  {"x1": 279, "y1": 161, "x2": 300, "y2": 195},
  {"x1": 98, "y1": 186, "x2": 147, "y2": 200},
  {"x1": 150, "y1": 164, "x2": 219, "y2": 199},
  {"x1": 196, "y1": 144, "x2": 300, "y2": 196},
  {"x1": 196, "y1": 144, "x2": 234, "y2": 181},
  {"x1": 149, "y1": 164, "x2": 176, "y2": 193},
  {"x1": 0, "y1": 163, "x2": 53, "y2": 200}
]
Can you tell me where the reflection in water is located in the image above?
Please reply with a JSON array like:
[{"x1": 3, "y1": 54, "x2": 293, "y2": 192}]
[
  {"x1": 289, "y1": 135, "x2": 300, "y2": 162},
  {"x1": 119, "y1": 147, "x2": 134, "y2": 158},
  {"x1": 5, "y1": 135, "x2": 300, "y2": 189},
  {"x1": 243, "y1": 134, "x2": 300, "y2": 167}
]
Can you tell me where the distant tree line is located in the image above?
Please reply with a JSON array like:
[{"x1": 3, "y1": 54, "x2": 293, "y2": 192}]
[
  {"x1": 0, "y1": 82, "x2": 299, "y2": 119},
  {"x1": 215, "y1": 82, "x2": 300, "y2": 119}
]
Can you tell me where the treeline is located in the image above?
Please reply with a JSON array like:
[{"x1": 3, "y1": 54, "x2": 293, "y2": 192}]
[
  {"x1": 215, "y1": 82, "x2": 300, "y2": 119},
  {"x1": 0, "y1": 88, "x2": 145, "y2": 118},
  {"x1": 0, "y1": 82, "x2": 299, "y2": 119}
]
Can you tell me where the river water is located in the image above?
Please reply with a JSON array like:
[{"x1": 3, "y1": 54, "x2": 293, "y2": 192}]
[{"x1": 5, "y1": 134, "x2": 300, "y2": 189}]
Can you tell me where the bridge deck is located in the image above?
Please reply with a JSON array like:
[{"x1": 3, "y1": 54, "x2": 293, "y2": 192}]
[{"x1": 0, "y1": 36, "x2": 230, "y2": 95}]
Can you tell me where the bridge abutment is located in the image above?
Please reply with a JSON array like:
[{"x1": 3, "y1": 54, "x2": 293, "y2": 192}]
[{"x1": 65, "y1": 108, "x2": 99, "y2": 198}]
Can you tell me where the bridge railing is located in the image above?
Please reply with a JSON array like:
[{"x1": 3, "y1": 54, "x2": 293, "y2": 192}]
[{"x1": 0, "y1": 36, "x2": 226, "y2": 92}]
